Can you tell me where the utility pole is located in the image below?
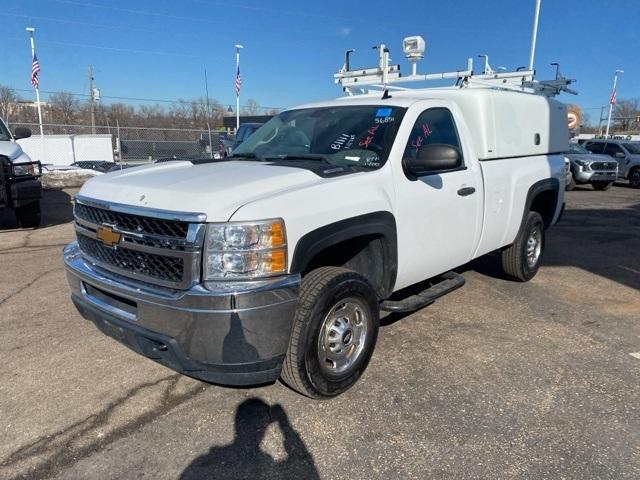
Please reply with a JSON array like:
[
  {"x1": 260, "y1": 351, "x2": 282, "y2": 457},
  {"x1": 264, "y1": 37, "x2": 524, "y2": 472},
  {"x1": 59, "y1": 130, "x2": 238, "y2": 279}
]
[
  {"x1": 204, "y1": 68, "x2": 213, "y2": 159},
  {"x1": 605, "y1": 69, "x2": 623, "y2": 138},
  {"x1": 88, "y1": 65, "x2": 96, "y2": 134}
]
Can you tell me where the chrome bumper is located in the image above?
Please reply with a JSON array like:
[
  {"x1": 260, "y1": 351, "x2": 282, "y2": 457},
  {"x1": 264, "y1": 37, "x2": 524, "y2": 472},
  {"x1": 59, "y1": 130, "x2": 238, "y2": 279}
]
[
  {"x1": 574, "y1": 170, "x2": 617, "y2": 183},
  {"x1": 63, "y1": 242, "x2": 300, "y2": 386}
]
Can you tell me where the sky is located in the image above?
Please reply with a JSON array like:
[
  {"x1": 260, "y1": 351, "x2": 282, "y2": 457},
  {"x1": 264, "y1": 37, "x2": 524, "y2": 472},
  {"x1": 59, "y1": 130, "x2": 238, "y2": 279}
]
[{"x1": 2, "y1": 0, "x2": 639, "y2": 122}]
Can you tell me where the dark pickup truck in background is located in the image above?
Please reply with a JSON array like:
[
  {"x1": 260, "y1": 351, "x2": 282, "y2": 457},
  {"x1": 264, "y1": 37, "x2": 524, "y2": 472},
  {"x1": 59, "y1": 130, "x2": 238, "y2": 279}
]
[{"x1": 0, "y1": 156, "x2": 43, "y2": 228}]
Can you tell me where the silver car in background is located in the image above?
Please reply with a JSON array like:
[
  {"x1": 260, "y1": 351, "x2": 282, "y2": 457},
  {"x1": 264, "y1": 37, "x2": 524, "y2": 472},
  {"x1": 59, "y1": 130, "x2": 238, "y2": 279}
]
[
  {"x1": 565, "y1": 143, "x2": 618, "y2": 191},
  {"x1": 583, "y1": 139, "x2": 640, "y2": 189}
]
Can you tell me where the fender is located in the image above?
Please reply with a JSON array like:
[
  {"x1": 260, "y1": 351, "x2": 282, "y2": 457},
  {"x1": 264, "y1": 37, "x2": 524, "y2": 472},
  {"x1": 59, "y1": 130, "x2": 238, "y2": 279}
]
[
  {"x1": 520, "y1": 177, "x2": 560, "y2": 231},
  {"x1": 290, "y1": 211, "x2": 398, "y2": 298}
]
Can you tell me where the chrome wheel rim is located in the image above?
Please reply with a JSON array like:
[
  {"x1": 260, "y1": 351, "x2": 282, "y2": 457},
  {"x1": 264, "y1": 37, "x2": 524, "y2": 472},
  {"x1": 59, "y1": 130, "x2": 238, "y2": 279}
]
[
  {"x1": 526, "y1": 227, "x2": 542, "y2": 268},
  {"x1": 631, "y1": 171, "x2": 640, "y2": 187},
  {"x1": 317, "y1": 297, "x2": 370, "y2": 376}
]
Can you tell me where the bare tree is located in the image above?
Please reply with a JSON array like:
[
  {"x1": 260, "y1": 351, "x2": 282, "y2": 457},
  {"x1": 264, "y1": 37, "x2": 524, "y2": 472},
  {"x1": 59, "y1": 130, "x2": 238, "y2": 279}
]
[
  {"x1": 49, "y1": 91, "x2": 80, "y2": 125},
  {"x1": 613, "y1": 98, "x2": 640, "y2": 132},
  {"x1": 0, "y1": 85, "x2": 19, "y2": 122},
  {"x1": 242, "y1": 98, "x2": 261, "y2": 116}
]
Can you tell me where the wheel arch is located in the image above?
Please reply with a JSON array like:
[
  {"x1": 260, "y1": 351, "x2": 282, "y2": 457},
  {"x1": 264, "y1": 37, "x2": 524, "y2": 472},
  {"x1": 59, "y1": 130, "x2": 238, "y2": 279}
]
[
  {"x1": 522, "y1": 178, "x2": 560, "y2": 230},
  {"x1": 290, "y1": 211, "x2": 397, "y2": 299}
]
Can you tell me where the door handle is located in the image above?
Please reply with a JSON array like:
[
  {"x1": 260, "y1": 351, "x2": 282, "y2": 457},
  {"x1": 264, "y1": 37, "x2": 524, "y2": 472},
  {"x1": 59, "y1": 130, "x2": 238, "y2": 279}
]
[{"x1": 457, "y1": 186, "x2": 476, "y2": 197}]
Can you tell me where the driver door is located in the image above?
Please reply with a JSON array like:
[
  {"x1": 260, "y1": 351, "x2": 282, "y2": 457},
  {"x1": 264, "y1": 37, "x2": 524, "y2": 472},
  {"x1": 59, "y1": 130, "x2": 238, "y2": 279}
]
[{"x1": 392, "y1": 101, "x2": 483, "y2": 289}]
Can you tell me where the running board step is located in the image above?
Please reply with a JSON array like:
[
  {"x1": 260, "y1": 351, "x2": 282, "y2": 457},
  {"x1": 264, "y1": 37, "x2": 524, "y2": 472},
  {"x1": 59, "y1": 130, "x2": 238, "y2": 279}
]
[{"x1": 379, "y1": 271, "x2": 465, "y2": 313}]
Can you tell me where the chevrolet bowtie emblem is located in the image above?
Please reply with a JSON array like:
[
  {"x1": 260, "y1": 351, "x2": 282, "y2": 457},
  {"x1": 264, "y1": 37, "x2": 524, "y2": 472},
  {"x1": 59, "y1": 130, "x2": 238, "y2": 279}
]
[{"x1": 96, "y1": 225, "x2": 121, "y2": 247}]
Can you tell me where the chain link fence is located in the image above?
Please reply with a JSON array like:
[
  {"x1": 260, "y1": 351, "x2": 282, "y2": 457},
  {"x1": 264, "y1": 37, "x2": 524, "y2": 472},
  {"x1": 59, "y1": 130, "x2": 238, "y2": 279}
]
[{"x1": 7, "y1": 122, "x2": 232, "y2": 166}]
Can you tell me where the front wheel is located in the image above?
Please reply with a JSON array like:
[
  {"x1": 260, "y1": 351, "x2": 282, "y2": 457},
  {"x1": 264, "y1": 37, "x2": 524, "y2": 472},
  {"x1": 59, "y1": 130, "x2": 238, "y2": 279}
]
[
  {"x1": 592, "y1": 181, "x2": 613, "y2": 191},
  {"x1": 566, "y1": 172, "x2": 576, "y2": 191},
  {"x1": 281, "y1": 267, "x2": 379, "y2": 399},
  {"x1": 629, "y1": 169, "x2": 640, "y2": 189},
  {"x1": 501, "y1": 211, "x2": 545, "y2": 282}
]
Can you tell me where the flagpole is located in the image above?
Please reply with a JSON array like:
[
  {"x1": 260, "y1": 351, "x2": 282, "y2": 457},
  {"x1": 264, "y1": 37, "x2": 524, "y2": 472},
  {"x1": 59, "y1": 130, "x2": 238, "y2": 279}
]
[
  {"x1": 235, "y1": 44, "x2": 243, "y2": 132},
  {"x1": 605, "y1": 69, "x2": 623, "y2": 138},
  {"x1": 26, "y1": 27, "x2": 45, "y2": 162}
]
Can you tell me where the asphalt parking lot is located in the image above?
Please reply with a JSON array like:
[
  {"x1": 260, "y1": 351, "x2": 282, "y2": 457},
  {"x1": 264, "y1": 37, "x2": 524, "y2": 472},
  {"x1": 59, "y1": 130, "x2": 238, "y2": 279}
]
[{"x1": 1, "y1": 184, "x2": 639, "y2": 480}]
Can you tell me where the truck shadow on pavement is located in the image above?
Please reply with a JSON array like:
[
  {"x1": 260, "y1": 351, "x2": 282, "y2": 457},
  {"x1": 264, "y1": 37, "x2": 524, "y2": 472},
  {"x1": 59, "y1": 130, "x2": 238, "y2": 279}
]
[
  {"x1": 0, "y1": 189, "x2": 74, "y2": 230},
  {"x1": 179, "y1": 398, "x2": 320, "y2": 480},
  {"x1": 463, "y1": 203, "x2": 640, "y2": 291}
]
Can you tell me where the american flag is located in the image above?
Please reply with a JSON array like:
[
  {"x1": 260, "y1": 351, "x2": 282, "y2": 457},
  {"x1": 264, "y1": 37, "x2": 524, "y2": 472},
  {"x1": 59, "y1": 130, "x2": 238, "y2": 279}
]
[
  {"x1": 31, "y1": 54, "x2": 40, "y2": 88},
  {"x1": 609, "y1": 86, "x2": 617, "y2": 105},
  {"x1": 235, "y1": 65, "x2": 242, "y2": 97}
]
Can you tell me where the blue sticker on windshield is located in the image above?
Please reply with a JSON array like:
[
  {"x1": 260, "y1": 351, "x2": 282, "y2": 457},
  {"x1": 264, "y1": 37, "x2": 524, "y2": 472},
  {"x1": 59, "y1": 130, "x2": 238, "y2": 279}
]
[{"x1": 376, "y1": 108, "x2": 392, "y2": 118}]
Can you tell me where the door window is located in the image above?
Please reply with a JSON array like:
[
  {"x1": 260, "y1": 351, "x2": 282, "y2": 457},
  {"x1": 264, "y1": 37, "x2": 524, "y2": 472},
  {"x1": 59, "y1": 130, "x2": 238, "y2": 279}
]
[
  {"x1": 403, "y1": 108, "x2": 463, "y2": 164},
  {"x1": 603, "y1": 143, "x2": 624, "y2": 157},
  {"x1": 585, "y1": 142, "x2": 605, "y2": 154}
]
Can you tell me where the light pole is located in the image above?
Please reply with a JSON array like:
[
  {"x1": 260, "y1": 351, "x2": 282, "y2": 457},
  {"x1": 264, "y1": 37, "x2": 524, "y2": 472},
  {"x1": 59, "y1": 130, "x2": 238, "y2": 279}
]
[
  {"x1": 605, "y1": 69, "x2": 623, "y2": 138},
  {"x1": 235, "y1": 44, "x2": 243, "y2": 132}
]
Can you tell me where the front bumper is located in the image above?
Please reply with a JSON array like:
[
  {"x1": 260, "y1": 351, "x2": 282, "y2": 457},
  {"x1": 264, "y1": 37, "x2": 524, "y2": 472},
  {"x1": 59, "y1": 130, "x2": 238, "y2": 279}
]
[
  {"x1": 63, "y1": 242, "x2": 300, "y2": 386},
  {"x1": 574, "y1": 169, "x2": 617, "y2": 184},
  {"x1": 10, "y1": 179, "x2": 42, "y2": 207}
]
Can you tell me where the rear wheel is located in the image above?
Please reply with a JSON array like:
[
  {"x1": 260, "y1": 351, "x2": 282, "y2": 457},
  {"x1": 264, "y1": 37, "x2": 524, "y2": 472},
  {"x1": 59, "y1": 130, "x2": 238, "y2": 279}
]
[
  {"x1": 629, "y1": 168, "x2": 640, "y2": 189},
  {"x1": 566, "y1": 172, "x2": 576, "y2": 191},
  {"x1": 281, "y1": 267, "x2": 379, "y2": 399},
  {"x1": 501, "y1": 211, "x2": 545, "y2": 282},
  {"x1": 592, "y1": 181, "x2": 612, "y2": 191},
  {"x1": 15, "y1": 201, "x2": 41, "y2": 228}
]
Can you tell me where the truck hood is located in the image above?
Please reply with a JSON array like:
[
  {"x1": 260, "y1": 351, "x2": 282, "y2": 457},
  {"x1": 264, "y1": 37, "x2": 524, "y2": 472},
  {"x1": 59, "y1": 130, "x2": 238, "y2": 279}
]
[
  {"x1": 565, "y1": 153, "x2": 615, "y2": 163},
  {"x1": 78, "y1": 160, "x2": 325, "y2": 221},
  {"x1": 0, "y1": 140, "x2": 27, "y2": 162}
]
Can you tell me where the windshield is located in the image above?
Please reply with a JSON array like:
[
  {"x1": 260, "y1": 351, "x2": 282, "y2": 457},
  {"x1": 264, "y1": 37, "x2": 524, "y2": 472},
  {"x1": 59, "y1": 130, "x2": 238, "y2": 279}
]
[
  {"x1": 624, "y1": 143, "x2": 640, "y2": 154},
  {"x1": 232, "y1": 105, "x2": 406, "y2": 169},
  {"x1": 0, "y1": 120, "x2": 11, "y2": 141},
  {"x1": 567, "y1": 143, "x2": 589, "y2": 154}
]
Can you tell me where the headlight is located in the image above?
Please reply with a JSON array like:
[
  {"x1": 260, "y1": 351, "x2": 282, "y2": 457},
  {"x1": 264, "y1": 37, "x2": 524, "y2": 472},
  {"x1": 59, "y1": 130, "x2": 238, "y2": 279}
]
[
  {"x1": 204, "y1": 219, "x2": 287, "y2": 280},
  {"x1": 574, "y1": 159, "x2": 591, "y2": 170},
  {"x1": 12, "y1": 164, "x2": 35, "y2": 176}
]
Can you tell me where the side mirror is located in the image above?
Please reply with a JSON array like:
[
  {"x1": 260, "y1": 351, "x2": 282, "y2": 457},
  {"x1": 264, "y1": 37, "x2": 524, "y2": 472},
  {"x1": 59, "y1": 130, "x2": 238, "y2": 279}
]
[
  {"x1": 614, "y1": 152, "x2": 625, "y2": 159},
  {"x1": 13, "y1": 127, "x2": 32, "y2": 140},
  {"x1": 403, "y1": 144, "x2": 462, "y2": 178}
]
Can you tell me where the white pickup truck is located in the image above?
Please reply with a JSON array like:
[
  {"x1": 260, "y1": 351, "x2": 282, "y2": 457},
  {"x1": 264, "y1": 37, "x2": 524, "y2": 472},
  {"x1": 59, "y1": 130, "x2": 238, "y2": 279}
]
[{"x1": 63, "y1": 53, "x2": 569, "y2": 398}]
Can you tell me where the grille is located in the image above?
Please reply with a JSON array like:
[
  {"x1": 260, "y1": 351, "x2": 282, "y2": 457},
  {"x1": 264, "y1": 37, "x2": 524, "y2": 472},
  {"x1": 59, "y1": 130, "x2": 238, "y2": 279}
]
[
  {"x1": 77, "y1": 235, "x2": 184, "y2": 283},
  {"x1": 591, "y1": 162, "x2": 617, "y2": 171},
  {"x1": 75, "y1": 203, "x2": 189, "y2": 238}
]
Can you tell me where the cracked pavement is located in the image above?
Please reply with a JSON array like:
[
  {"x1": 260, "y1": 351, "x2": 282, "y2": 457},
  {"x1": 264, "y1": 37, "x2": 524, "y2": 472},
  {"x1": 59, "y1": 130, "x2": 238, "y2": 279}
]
[{"x1": 1, "y1": 185, "x2": 639, "y2": 479}]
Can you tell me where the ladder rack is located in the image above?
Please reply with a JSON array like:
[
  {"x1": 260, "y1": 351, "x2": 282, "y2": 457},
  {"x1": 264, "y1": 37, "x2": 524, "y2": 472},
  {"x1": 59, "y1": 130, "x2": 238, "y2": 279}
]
[{"x1": 333, "y1": 38, "x2": 576, "y2": 98}]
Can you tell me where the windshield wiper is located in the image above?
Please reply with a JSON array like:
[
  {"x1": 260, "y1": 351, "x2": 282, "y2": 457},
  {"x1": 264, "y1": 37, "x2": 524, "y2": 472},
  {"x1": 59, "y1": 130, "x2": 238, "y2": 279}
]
[
  {"x1": 228, "y1": 152, "x2": 265, "y2": 161},
  {"x1": 264, "y1": 154, "x2": 333, "y2": 163}
]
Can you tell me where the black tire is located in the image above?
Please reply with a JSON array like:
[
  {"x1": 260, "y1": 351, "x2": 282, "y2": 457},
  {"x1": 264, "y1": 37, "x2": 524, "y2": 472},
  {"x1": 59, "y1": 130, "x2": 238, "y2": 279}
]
[
  {"x1": 501, "y1": 211, "x2": 545, "y2": 282},
  {"x1": 15, "y1": 201, "x2": 41, "y2": 228},
  {"x1": 592, "y1": 181, "x2": 612, "y2": 191},
  {"x1": 566, "y1": 172, "x2": 576, "y2": 191},
  {"x1": 281, "y1": 267, "x2": 379, "y2": 399},
  {"x1": 629, "y1": 168, "x2": 640, "y2": 189}
]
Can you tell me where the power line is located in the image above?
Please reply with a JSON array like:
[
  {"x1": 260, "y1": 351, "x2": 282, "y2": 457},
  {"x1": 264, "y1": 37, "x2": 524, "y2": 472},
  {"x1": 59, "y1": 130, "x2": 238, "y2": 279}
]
[
  {"x1": 46, "y1": 0, "x2": 345, "y2": 38},
  {"x1": 0, "y1": 11, "x2": 205, "y2": 40},
  {"x1": 194, "y1": 0, "x2": 407, "y2": 27},
  {"x1": 5, "y1": 35, "x2": 199, "y2": 58},
  {"x1": 10, "y1": 87, "x2": 285, "y2": 110}
]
